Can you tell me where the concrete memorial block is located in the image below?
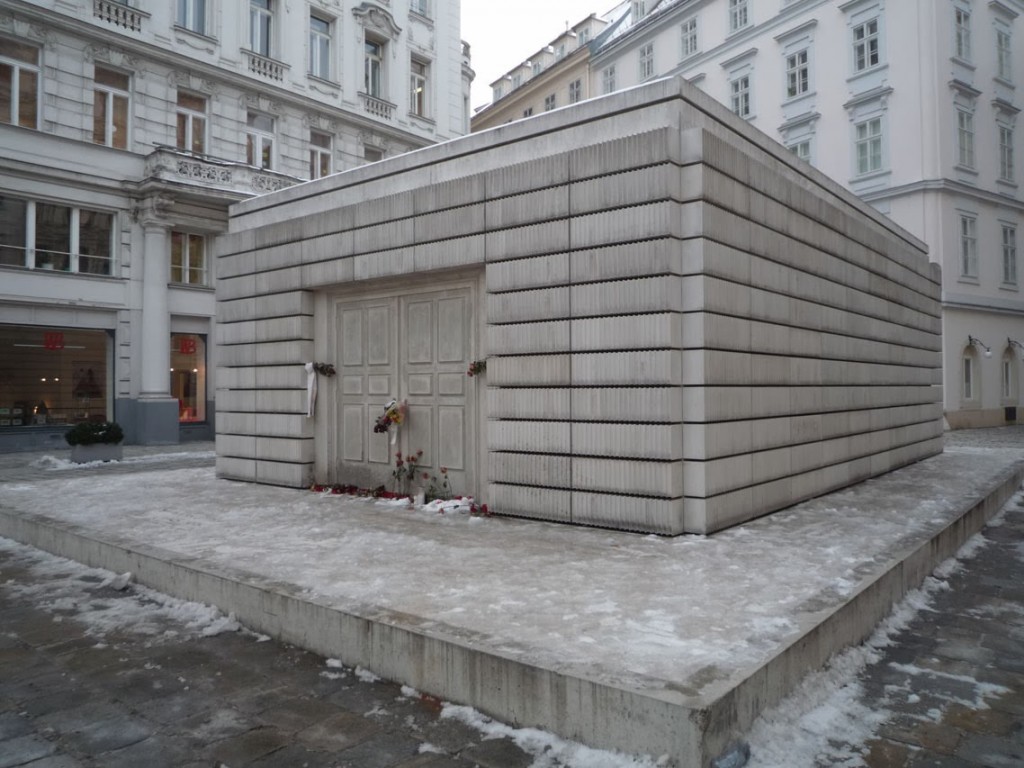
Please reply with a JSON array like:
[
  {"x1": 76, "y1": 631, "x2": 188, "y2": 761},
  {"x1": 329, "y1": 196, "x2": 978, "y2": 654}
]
[{"x1": 217, "y1": 74, "x2": 941, "y2": 539}]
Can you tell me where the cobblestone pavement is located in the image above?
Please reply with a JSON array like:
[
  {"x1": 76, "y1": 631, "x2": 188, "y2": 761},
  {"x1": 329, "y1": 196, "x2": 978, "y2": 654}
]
[{"x1": 1, "y1": 428, "x2": 1023, "y2": 767}]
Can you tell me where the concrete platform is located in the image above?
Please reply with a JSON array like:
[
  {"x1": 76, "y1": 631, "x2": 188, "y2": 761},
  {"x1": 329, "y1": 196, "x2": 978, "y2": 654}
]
[{"x1": 0, "y1": 436, "x2": 1022, "y2": 766}]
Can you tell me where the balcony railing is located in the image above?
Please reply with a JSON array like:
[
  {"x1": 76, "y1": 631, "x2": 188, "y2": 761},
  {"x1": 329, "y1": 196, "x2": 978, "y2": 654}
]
[
  {"x1": 144, "y1": 147, "x2": 301, "y2": 198},
  {"x1": 360, "y1": 92, "x2": 396, "y2": 120},
  {"x1": 244, "y1": 49, "x2": 288, "y2": 82},
  {"x1": 93, "y1": 0, "x2": 148, "y2": 32}
]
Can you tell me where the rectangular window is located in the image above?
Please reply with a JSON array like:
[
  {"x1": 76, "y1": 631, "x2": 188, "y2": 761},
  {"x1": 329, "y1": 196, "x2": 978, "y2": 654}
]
[
  {"x1": 639, "y1": 43, "x2": 654, "y2": 80},
  {"x1": 1004, "y1": 225, "x2": 1018, "y2": 285},
  {"x1": 957, "y1": 109, "x2": 975, "y2": 168},
  {"x1": 602, "y1": 65, "x2": 616, "y2": 94},
  {"x1": 853, "y1": 18, "x2": 880, "y2": 72},
  {"x1": 729, "y1": 0, "x2": 749, "y2": 33},
  {"x1": 544, "y1": 93, "x2": 556, "y2": 111},
  {"x1": 954, "y1": 7, "x2": 971, "y2": 60},
  {"x1": 512, "y1": 73, "x2": 521, "y2": 89},
  {"x1": 245, "y1": 112, "x2": 274, "y2": 169},
  {"x1": 963, "y1": 355, "x2": 974, "y2": 400},
  {"x1": 730, "y1": 74, "x2": 751, "y2": 117},
  {"x1": 523, "y1": 107, "x2": 533, "y2": 117},
  {"x1": 1003, "y1": 358, "x2": 1013, "y2": 400},
  {"x1": 681, "y1": 18, "x2": 698, "y2": 58},
  {"x1": 410, "y1": 58, "x2": 428, "y2": 116},
  {"x1": 309, "y1": 130, "x2": 331, "y2": 180},
  {"x1": 786, "y1": 49, "x2": 809, "y2": 98},
  {"x1": 789, "y1": 140, "x2": 811, "y2": 163},
  {"x1": 365, "y1": 38, "x2": 384, "y2": 97},
  {"x1": 997, "y1": 27, "x2": 1012, "y2": 81},
  {"x1": 175, "y1": 91, "x2": 206, "y2": 154},
  {"x1": 92, "y1": 67, "x2": 129, "y2": 149},
  {"x1": 170, "y1": 231, "x2": 206, "y2": 285},
  {"x1": 632, "y1": 1, "x2": 646, "y2": 21},
  {"x1": 568, "y1": 79, "x2": 582, "y2": 104},
  {"x1": 1000, "y1": 126, "x2": 1015, "y2": 182},
  {"x1": 0, "y1": 197, "x2": 112, "y2": 274},
  {"x1": 0, "y1": 39, "x2": 40, "y2": 129},
  {"x1": 0, "y1": 325, "x2": 111, "y2": 428},
  {"x1": 855, "y1": 117, "x2": 882, "y2": 174},
  {"x1": 410, "y1": 0, "x2": 430, "y2": 17},
  {"x1": 250, "y1": 0, "x2": 272, "y2": 57},
  {"x1": 176, "y1": 0, "x2": 206, "y2": 34},
  {"x1": 309, "y1": 14, "x2": 331, "y2": 79},
  {"x1": 960, "y1": 214, "x2": 978, "y2": 277},
  {"x1": 171, "y1": 333, "x2": 207, "y2": 423}
]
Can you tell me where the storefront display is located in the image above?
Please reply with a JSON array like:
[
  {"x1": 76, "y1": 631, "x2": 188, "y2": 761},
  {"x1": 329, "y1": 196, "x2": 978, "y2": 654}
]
[{"x1": 170, "y1": 333, "x2": 206, "y2": 423}]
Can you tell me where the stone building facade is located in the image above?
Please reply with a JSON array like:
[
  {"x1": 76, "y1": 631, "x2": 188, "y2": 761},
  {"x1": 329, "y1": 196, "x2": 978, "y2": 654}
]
[
  {"x1": 0, "y1": 0, "x2": 472, "y2": 450},
  {"x1": 217, "y1": 77, "x2": 943, "y2": 535}
]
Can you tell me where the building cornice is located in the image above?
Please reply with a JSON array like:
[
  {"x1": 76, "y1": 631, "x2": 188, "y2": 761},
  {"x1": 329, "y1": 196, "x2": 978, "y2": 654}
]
[{"x1": 858, "y1": 177, "x2": 1024, "y2": 211}]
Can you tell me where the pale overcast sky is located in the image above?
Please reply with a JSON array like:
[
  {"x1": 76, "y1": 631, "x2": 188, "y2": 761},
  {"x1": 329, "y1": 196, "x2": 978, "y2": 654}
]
[{"x1": 461, "y1": 0, "x2": 617, "y2": 111}]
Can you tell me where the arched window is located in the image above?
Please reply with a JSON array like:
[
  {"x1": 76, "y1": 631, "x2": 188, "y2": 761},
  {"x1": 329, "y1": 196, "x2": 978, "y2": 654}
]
[
  {"x1": 1002, "y1": 348, "x2": 1018, "y2": 403},
  {"x1": 962, "y1": 345, "x2": 980, "y2": 404}
]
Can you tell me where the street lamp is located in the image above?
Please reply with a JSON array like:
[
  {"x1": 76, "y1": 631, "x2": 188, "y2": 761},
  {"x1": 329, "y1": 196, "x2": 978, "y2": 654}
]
[{"x1": 968, "y1": 335, "x2": 992, "y2": 358}]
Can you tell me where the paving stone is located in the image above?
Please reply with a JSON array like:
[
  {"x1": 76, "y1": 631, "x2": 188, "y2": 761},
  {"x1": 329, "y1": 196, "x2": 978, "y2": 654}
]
[
  {"x1": 0, "y1": 734, "x2": 56, "y2": 768},
  {"x1": 294, "y1": 710, "x2": 380, "y2": 752},
  {"x1": 954, "y1": 733, "x2": 1024, "y2": 767},
  {"x1": 459, "y1": 736, "x2": 534, "y2": 768},
  {"x1": 57, "y1": 714, "x2": 152, "y2": 755},
  {"x1": 0, "y1": 712, "x2": 32, "y2": 741},
  {"x1": 862, "y1": 737, "x2": 915, "y2": 768},
  {"x1": 333, "y1": 730, "x2": 423, "y2": 768},
  {"x1": 208, "y1": 725, "x2": 291, "y2": 766},
  {"x1": 95, "y1": 735, "x2": 197, "y2": 768}
]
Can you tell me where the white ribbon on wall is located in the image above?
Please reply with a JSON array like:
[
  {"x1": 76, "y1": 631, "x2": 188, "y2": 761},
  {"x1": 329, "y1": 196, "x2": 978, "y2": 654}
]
[{"x1": 305, "y1": 362, "x2": 317, "y2": 418}]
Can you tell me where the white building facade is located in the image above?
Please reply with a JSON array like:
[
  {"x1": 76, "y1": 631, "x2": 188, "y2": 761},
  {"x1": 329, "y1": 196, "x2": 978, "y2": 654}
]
[
  {"x1": 0, "y1": 0, "x2": 472, "y2": 451},
  {"x1": 573, "y1": 0, "x2": 1024, "y2": 429}
]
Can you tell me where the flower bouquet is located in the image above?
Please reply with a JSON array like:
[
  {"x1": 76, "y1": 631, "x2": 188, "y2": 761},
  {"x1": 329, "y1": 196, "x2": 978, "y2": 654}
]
[{"x1": 374, "y1": 399, "x2": 407, "y2": 434}]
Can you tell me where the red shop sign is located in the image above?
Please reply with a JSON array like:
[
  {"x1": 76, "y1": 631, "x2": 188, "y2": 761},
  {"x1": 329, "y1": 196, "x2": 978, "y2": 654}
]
[
  {"x1": 178, "y1": 337, "x2": 197, "y2": 355},
  {"x1": 43, "y1": 332, "x2": 65, "y2": 351}
]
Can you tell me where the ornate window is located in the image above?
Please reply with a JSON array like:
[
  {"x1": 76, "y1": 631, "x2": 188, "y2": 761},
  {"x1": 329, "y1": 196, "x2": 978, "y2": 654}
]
[
  {"x1": 309, "y1": 14, "x2": 332, "y2": 80},
  {"x1": 177, "y1": 0, "x2": 206, "y2": 34},
  {"x1": 852, "y1": 17, "x2": 880, "y2": 72},
  {"x1": 681, "y1": 18, "x2": 698, "y2": 58},
  {"x1": 729, "y1": 0, "x2": 749, "y2": 33},
  {"x1": 175, "y1": 92, "x2": 207, "y2": 154},
  {"x1": 309, "y1": 131, "x2": 332, "y2": 180},
  {"x1": 854, "y1": 117, "x2": 882, "y2": 174},
  {"x1": 0, "y1": 39, "x2": 40, "y2": 129},
  {"x1": 954, "y1": 6, "x2": 971, "y2": 61},
  {"x1": 786, "y1": 49, "x2": 809, "y2": 98},
  {"x1": 957, "y1": 109, "x2": 975, "y2": 169},
  {"x1": 250, "y1": 0, "x2": 273, "y2": 57},
  {"x1": 245, "y1": 112, "x2": 274, "y2": 169}
]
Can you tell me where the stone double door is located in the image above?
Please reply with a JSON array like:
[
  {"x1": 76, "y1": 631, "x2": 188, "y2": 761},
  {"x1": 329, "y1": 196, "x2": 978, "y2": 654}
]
[{"x1": 334, "y1": 286, "x2": 476, "y2": 497}]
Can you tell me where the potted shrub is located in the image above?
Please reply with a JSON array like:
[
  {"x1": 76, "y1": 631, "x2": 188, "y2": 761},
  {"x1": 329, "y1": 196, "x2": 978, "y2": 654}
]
[{"x1": 65, "y1": 421, "x2": 124, "y2": 463}]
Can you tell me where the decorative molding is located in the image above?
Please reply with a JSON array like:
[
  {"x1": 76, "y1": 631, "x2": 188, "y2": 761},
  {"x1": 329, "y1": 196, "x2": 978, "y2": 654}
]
[
  {"x1": 352, "y1": 3, "x2": 402, "y2": 38},
  {"x1": 843, "y1": 84, "x2": 894, "y2": 112}
]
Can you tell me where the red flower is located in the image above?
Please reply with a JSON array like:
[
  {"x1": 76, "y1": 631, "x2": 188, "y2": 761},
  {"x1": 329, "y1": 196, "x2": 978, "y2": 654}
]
[
  {"x1": 440, "y1": 467, "x2": 448, "y2": 474},
  {"x1": 422, "y1": 472, "x2": 430, "y2": 480},
  {"x1": 481, "y1": 504, "x2": 489, "y2": 516}
]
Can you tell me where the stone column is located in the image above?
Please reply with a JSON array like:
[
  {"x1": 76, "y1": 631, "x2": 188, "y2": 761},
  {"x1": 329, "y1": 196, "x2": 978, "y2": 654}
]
[{"x1": 134, "y1": 195, "x2": 180, "y2": 444}]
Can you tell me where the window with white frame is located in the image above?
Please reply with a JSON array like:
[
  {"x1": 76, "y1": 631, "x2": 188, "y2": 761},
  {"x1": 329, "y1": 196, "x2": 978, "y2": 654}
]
[
  {"x1": 245, "y1": 112, "x2": 274, "y2": 169},
  {"x1": 410, "y1": 0, "x2": 430, "y2": 17},
  {"x1": 365, "y1": 38, "x2": 384, "y2": 97},
  {"x1": 730, "y1": 73, "x2": 751, "y2": 118},
  {"x1": 170, "y1": 231, "x2": 206, "y2": 285},
  {"x1": 579, "y1": 28, "x2": 590, "y2": 45},
  {"x1": 512, "y1": 73, "x2": 521, "y2": 89},
  {"x1": 1000, "y1": 125, "x2": 1015, "y2": 182},
  {"x1": 1004, "y1": 224, "x2": 1018, "y2": 285},
  {"x1": 1002, "y1": 351, "x2": 1016, "y2": 401},
  {"x1": 250, "y1": 0, "x2": 274, "y2": 57},
  {"x1": 786, "y1": 49, "x2": 809, "y2": 98},
  {"x1": 309, "y1": 14, "x2": 332, "y2": 79},
  {"x1": 93, "y1": 67, "x2": 129, "y2": 149},
  {"x1": 602, "y1": 65, "x2": 616, "y2": 94},
  {"x1": 729, "y1": 0, "x2": 749, "y2": 33},
  {"x1": 957, "y1": 109, "x2": 975, "y2": 168},
  {"x1": 852, "y1": 17, "x2": 880, "y2": 72},
  {"x1": 523, "y1": 107, "x2": 533, "y2": 117},
  {"x1": 175, "y1": 91, "x2": 206, "y2": 154},
  {"x1": 0, "y1": 195, "x2": 113, "y2": 275},
  {"x1": 177, "y1": 0, "x2": 206, "y2": 34},
  {"x1": 544, "y1": 93, "x2": 556, "y2": 111},
  {"x1": 681, "y1": 18, "x2": 699, "y2": 58},
  {"x1": 632, "y1": 1, "x2": 646, "y2": 21},
  {"x1": 639, "y1": 43, "x2": 655, "y2": 80},
  {"x1": 959, "y1": 214, "x2": 978, "y2": 277},
  {"x1": 0, "y1": 39, "x2": 40, "y2": 129},
  {"x1": 954, "y1": 6, "x2": 971, "y2": 61},
  {"x1": 963, "y1": 350, "x2": 976, "y2": 401},
  {"x1": 250, "y1": 0, "x2": 273, "y2": 57},
  {"x1": 309, "y1": 130, "x2": 331, "y2": 180},
  {"x1": 854, "y1": 116, "x2": 882, "y2": 174},
  {"x1": 492, "y1": 84, "x2": 503, "y2": 101},
  {"x1": 789, "y1": 139, "x2": 811, "y2": 163},
  {"x1": 568, "y1": 79, "x2": 582, "y2": 104},
  {"x1": 532, "y1": 61, "x2": 542, "y2": 76},
  {"x1": 410, "y1": 58, "x2": 429, "y2": 117},
  {"x1": 997, "y1": 24, "x2": 1012, "y2": 82}
]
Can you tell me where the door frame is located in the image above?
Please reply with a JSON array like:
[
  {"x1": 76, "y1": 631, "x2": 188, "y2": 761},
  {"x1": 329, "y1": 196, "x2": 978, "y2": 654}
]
[{"x1": 313, "y1": 267, "x2": 486, "y2": 500}]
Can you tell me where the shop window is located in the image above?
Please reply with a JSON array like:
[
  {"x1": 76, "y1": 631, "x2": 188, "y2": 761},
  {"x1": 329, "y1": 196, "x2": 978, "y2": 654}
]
[
  {"x1": 170, "y1": 333, "x2": 206, "y2": 422},
  {"x1": 0, "y1": 324, "x2": 110, "y2": 427}
]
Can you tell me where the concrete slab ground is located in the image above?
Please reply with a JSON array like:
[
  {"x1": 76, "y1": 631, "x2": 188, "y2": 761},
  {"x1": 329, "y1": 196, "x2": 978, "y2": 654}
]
[{"x1": 0, "y1": 432, "x2": 1021, "y2": 766}]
